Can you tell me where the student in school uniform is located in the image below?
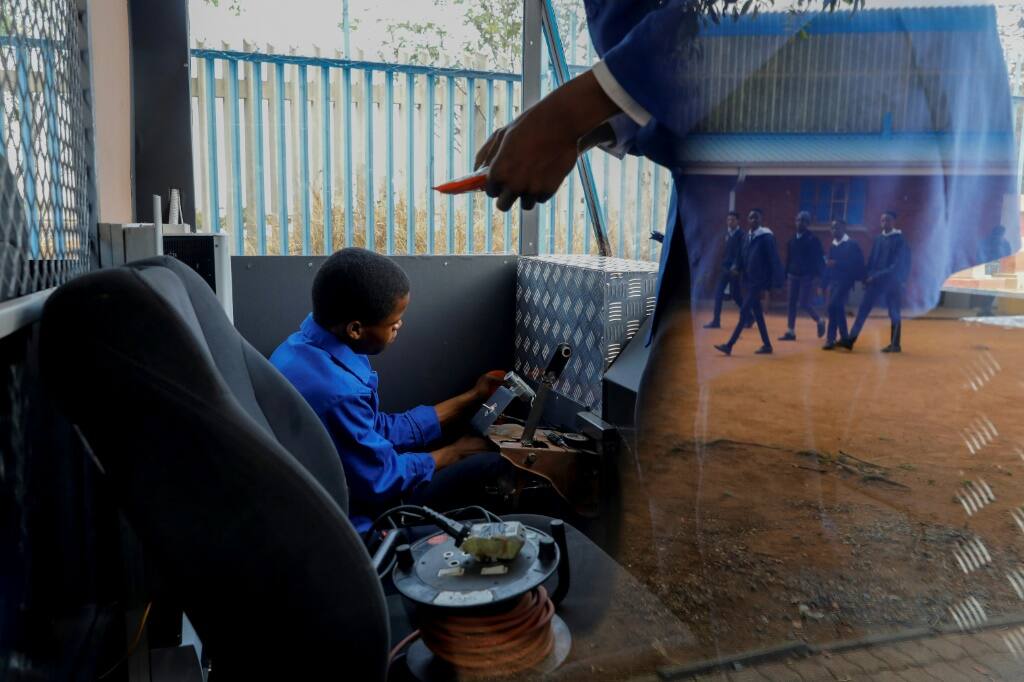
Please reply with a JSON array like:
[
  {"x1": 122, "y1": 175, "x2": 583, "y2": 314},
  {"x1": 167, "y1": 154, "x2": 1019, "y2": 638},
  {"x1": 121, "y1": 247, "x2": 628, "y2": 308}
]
[
  {"x1": 821, "y1": 218, "x2": 865, "y2": 350},
  {"x1": 778, "y1": 211, "x2": 825, "y2": 341},
  {"x1": 703, "y1": 210, "x2": 744, "y2": 329},
  {"x1": 714, "y1": 209, "x2": 785, "y2": 356},
  {"x1": 838, "y1": 211, "x2": 911, "y2": 353}
]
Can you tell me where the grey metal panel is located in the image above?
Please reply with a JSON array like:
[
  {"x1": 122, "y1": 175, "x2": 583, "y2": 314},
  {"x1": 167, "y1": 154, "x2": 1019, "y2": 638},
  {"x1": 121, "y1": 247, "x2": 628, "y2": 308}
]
[{"x1": 231, "y1": 255, "x2": 517, "y2": 412}]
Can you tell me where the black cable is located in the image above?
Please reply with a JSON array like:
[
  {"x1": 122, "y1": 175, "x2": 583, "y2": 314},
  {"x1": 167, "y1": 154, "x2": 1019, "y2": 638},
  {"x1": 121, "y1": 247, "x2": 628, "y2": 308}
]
[{"x1": 443, "y1": 505, "x2": 501, "y2": 524}]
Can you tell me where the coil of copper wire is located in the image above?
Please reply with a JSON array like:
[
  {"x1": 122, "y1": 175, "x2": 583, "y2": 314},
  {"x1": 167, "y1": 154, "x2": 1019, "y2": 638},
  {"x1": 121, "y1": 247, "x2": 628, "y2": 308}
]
[{"x1": 418, "y1": 586, "x2": 556, "y2": 676}]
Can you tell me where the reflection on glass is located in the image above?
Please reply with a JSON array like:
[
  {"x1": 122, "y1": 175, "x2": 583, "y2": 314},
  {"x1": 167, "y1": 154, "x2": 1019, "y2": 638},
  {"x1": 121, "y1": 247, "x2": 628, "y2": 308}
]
[{"x1": 615, "y1": 2, "x2": 1024, "y2": 680}]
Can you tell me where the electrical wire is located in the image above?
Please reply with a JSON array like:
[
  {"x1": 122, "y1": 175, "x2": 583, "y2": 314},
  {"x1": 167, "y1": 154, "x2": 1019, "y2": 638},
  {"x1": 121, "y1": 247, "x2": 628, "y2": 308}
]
[
  {"x1": 387, "y1": 628, "x2": 422, "y2": 667},
  {"x1": 97, "y1": 601, "x2": 152, "y2": 680}
]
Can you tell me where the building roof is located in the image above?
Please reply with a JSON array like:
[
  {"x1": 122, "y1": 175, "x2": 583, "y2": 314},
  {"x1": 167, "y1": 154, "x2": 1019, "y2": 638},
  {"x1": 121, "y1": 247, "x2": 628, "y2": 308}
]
[
  {"x1": 679, "y1": 132, "x2": 1017, "y2": 172},
  {"x1": 699, "y1": 5, "x2": 1001, "y2": 37},
  {"x1": 682, "y1": 6, "x2": 1012, "y2": 136}
]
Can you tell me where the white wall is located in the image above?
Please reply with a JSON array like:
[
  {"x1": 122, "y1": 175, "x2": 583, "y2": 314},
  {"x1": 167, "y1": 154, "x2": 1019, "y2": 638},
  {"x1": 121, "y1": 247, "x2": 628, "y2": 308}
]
[{"x1": 87, "y1": 0, "x2": 133, "y2": 223}]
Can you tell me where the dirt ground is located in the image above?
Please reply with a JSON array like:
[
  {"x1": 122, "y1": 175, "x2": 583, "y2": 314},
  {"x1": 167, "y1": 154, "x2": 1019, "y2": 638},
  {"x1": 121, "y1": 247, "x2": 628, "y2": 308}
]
[{"x1": 612, "y1": 306, "x2": 1024, "y2": 666}]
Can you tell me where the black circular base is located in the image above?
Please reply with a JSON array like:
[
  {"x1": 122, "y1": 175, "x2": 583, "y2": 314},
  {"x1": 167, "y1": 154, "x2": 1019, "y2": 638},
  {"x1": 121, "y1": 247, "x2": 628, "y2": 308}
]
[{"x1": 393, "y1": 524, "x2": 559, "y2": 609}]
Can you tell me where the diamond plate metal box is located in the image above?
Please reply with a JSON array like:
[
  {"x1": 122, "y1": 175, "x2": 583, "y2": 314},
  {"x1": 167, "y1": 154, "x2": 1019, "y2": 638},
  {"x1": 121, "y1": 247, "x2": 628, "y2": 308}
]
[{"x1": 514, "y1": 255, "x2": 658, "y2": 413}]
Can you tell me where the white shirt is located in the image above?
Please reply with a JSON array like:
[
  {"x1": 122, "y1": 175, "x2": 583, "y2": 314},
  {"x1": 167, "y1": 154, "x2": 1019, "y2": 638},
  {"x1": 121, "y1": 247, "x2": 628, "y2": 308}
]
[
  {"x1": 882, "y1": 229, "x2": 903, "y2": 237},
  {"x1": 832, "y1": 234, "x2": 851, "y2": 247}
]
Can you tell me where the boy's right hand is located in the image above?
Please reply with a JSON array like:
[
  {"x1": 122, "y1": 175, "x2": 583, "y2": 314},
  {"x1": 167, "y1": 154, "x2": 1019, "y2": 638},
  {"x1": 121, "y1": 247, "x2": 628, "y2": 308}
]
[{"x1": 431, "y1": 435, "x2": 495, "y2": 471}]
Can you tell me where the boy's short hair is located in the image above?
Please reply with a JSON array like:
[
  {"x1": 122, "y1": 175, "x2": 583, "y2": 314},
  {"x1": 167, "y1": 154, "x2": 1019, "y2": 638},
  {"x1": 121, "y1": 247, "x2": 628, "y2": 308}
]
[
  {"x1": 727, "y1": 210, "x2": 740, "y2": 219},
  {"x1": 749, "y1": 208, "x2": 764, "y2": 217},
  {"x1": 796, "y1": 210, "x2": 811, "y2": 222},
  {"x1": 882, "y1": 210, "x2": 898, "y2": 220},
  {"x1": 832, "y1": 218, "x2": 847, "y2": 227},
  {"x1": 312, "y1": 248, "x2": 411, "y2": 328}
]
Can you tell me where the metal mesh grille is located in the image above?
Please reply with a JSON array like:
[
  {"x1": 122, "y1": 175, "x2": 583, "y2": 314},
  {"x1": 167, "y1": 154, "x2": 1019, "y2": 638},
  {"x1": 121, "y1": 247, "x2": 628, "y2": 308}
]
[{"x1": 0, "y1": 0, "x2": 91, "y2": 300}]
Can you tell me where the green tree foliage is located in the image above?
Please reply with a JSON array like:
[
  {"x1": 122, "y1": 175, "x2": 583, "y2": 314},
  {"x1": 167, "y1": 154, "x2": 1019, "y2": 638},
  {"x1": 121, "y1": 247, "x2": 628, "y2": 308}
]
[{"x1": 202, "y1": 0, "x2": 244, "y2": 17}]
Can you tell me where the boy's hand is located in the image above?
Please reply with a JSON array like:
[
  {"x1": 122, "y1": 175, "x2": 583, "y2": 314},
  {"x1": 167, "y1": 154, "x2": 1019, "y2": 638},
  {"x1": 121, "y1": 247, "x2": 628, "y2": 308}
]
[
  {"x1": 473, "y1": 372, "x2": 505, "y2": 402},
  {"x1": 431, "y1": 435, "x2": 496, "y2": 471},
  {"x1": 479, "y1": 70, "x2": 619, "y2": 212}
]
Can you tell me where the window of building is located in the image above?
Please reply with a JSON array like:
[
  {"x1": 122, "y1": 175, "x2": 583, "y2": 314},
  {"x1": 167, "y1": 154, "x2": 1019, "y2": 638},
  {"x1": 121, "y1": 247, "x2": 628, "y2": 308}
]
[{"x1": 799, "y1": 178, "x2": 866, "y2": 226}]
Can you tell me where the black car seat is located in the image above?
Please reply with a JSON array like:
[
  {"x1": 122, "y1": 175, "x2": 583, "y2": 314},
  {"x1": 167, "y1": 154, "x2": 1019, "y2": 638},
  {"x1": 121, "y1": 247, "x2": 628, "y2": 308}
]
[{"x1": 39, "y1": 256, "x2": 389, "y2": 680}]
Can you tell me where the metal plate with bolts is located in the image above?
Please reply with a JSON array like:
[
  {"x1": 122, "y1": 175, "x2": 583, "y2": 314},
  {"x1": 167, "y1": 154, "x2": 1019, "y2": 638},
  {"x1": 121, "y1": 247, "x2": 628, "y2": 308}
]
[{"x1": 392, "y1": 526, "x2": 560, "y2": 609}]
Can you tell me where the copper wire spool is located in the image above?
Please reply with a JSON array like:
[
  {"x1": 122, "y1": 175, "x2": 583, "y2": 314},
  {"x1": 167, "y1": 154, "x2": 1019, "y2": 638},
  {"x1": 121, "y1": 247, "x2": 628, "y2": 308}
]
[{"x1": 418, "y1": 587, "x2": 556, "y2": 676}]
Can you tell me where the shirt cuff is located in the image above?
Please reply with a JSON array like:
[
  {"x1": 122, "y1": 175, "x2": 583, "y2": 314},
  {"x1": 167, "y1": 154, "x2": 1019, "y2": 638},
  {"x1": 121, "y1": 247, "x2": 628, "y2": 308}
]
[
  {"x1": 599, "y1": 113, "x2": 638, "y2": 159},
  {"x1": 403, "y1": 452, "x2": 436, "y2": 482},
  {"x1": 407, "y1": 404, "x2": 443, "y2": 447},
  {"x1": 592, "y1": 60, "x2": 652, "y2": 127}
]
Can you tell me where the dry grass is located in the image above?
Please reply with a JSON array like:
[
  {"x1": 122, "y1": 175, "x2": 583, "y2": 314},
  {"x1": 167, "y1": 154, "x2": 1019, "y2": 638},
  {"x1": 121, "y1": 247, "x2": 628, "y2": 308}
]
[{"x1": 198, "y1": 179, "x2": 659, "y2": 261}]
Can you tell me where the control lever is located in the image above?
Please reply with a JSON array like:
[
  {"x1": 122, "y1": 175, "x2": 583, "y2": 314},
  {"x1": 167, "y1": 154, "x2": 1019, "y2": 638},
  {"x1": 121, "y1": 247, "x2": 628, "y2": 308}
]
[{"x1": 520, "y1": 343, "x2": 572, "y2": 446}]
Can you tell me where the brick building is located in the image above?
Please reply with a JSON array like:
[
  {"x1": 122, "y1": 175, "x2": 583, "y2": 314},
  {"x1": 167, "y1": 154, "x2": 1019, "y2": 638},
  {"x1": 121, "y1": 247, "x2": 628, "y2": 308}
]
[{"x1": 672, "y1": 7, "x2": 1018, "y2": 313}]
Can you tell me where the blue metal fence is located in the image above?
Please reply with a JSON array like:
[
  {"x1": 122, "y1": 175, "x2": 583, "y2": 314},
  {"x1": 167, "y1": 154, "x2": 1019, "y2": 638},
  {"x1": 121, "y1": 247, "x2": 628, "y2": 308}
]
[{"x1": 189, "y1": 48, "x2": 671, "y2": 260}]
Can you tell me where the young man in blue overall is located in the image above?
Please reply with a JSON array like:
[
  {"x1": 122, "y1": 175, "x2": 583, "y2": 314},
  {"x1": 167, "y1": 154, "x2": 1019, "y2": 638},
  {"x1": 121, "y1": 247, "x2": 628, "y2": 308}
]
[
  {"x1": 703, "y1": 210, "x2": 745, "y2": 329},
  {"x1": 713, "y1": 209, "x2": 785, "y2": 356},
  {"x1": 837, "y1": 211, "x2": 911, "y2": 353},
  {"x1": 270, "y1": 248, "x2": 510, "y2": 534},
  {"x1": 778, "y1": 211, "x2": 825, "y2": 342},
  {"x1": 821, "y1": 219, "x2": 865, "y2": 350}
]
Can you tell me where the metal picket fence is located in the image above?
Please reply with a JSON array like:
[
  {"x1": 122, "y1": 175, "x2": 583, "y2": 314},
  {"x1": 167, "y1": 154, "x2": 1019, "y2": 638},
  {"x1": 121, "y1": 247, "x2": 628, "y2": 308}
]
[{"x1": 189, "y1": 46, "x2": 670, "y2": 261}]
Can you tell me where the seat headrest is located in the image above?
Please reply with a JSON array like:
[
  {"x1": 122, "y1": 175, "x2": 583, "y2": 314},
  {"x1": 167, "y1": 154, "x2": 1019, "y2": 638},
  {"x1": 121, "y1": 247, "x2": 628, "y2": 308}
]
[{"x1": 38, "y1": 257, "x2": 389, "y2": 678}]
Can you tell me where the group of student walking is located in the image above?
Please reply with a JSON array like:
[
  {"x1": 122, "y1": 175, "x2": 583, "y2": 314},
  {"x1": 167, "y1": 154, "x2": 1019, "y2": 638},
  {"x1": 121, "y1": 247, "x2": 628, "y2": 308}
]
[{"x1": 705, "y1": 208, "x2": 911, "y2": 356}]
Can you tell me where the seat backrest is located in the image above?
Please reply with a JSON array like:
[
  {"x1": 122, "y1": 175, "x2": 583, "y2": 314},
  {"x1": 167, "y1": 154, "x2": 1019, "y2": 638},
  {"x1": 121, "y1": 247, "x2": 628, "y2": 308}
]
[{"x1": 39, "y1": 256, "x2": 388, "y2": 680}]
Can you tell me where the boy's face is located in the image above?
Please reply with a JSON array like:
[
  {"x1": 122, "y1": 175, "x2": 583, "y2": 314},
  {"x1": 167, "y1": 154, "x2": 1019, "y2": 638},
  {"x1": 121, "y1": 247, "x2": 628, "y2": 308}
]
[
  {"x1": 747, "y1": 211, "x2": 761, "y2": 229},
  {"x1": 880, "y1": 213, "x2": 895, "y2": 233},
  {"x1": 831, "y1": 221, "x2": 846, "y2": 240},
  {"x1": 341, "y1": 293, "x2": 410, "y2": 355},
  {"x1": 726, "y1": 214, "x2": 739, "y2": 229}
]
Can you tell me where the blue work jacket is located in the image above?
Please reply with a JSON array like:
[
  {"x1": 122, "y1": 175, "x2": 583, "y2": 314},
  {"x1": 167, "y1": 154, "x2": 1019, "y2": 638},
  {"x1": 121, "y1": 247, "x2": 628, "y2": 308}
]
[{"x1": 270, "y1": 314, "x2": 441, "y2": 532}]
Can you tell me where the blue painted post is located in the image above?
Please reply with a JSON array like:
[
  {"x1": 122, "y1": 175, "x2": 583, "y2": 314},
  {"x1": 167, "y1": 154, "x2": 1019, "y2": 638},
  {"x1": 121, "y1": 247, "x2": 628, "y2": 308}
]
[
  {"x1": 205, "y1": 57, "x2": 221, "y2": 236},
  {"x1": 321, "y1": 65, "x2": 333, "y2": 253},
  {"x1": 426, "y1": 74, "x2": 436, "y2": 254},
  {"x1": 583, "y1": 155, "x2": 591, "y2": 254},
  {"x1": 42, "y1": 47, "x2": 65, "y2": 257},
  {"x1": 634, "y1": 158, "x2": 643, "y2": 259},
  {"x1": 14, "y1": 47, "x2": 38, "y2": 257},
  {"x1": 275, "y1": 61, "x2": 288, "y2": 254},
  {"x1": 503, "y1": 80, "x2": 513, "y2": 252},
  {"x1": 343, "y1": 67, "x2": 353, "y2": 247},
  {"x1": 617, "y1": 158, "x2": 626, "y2": 258},
  {"x1": 566, "y1": 167, "x2": 575, "y2": 253},
  {"x1": 385, "y1": 72, "x2": 394, "y2": 254},
  {"x1": 364, "y1": 69, "x2": 375, "y2": 251},
  {"x1": 446, "y1": 75, "x2": 455, "y2": 254},
  {"x1": 485, "y1": 78, "x2": 494, "y2": 253},
  {"x1": 650, "y1": 164, "x2": 662, "y2": 262},
  {"x1": 547, "y1": 190, "x2": 556, "y2": 254},
  {"x1": 299, "y1": 65, "x2": 312, "y2": 255},
  {"x1": 252, "y1": 61, "x2": 267, "y2": 255},
  {"x1": 406, "y1": 72, "x2": 415, "y2": 254},
  {"x1": 466, "y1": 77, "x2": 476, "y2": 254},
  {"x1": 601, "y1": 151, "x2": 609, "y2": 241},
  {"x1": 227, "y1": 59, "x2": 244, "y2": 255}
]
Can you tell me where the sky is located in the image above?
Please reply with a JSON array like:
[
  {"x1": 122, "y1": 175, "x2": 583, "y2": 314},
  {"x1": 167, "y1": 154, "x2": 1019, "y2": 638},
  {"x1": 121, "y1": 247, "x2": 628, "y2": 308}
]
[{"x1": 188, "y1": 0, "x2": 1023, "y2": 67}]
